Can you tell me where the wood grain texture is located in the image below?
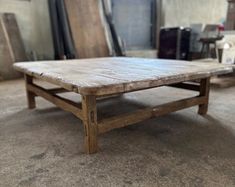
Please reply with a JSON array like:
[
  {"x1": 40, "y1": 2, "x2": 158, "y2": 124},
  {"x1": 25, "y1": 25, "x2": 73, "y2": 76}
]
[
  {"x1": 82, "y1": 95, "x2": 98, "y2": 154},
  {"x1": 14, "y1": 58, "x2": 234, "y2": 96},
  {"x1": 25, "y1": 75, "x2": 36, "y2": 109},
  {"x1": 64, "y1": 0, "x2": 110, "y2": 58},
  {"x1": 22, "y1": 71, "x2": 213, "y2": 153},
  {"x1": 198, "y1": 78, "x2": 210, "y2": 115},
  {"x1": 26, "y1": 80, "x2": 83, "y2": 119},
  {"x1": 98, "y1": 96, "x2": 207, "y2": 134}
]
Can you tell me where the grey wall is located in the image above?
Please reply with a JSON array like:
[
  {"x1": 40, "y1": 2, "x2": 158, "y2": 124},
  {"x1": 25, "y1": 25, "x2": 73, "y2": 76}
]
[
  {"x1": 0, "y1": 0, "x2": 54, "y2": 60},
  {"x1": 162, "y1": 0, "x2": 228, "y2": 28}
]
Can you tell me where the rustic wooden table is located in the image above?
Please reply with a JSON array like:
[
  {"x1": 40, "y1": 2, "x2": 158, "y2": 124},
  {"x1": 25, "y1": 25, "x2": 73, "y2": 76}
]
[{"x1": 14, "y1": 57, "x2": 233, "y2": 154}]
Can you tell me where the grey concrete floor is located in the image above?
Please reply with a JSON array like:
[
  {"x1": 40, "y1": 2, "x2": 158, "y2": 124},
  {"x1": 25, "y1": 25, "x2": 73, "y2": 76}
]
[{"x1": 0, "y1": 77, "x2": 235, "y2": 187}]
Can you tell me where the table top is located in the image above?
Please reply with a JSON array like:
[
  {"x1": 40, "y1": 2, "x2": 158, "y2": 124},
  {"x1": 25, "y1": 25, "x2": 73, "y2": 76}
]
[{"x1": 14, "y1": 57, "x2": 234, "y2": 95}]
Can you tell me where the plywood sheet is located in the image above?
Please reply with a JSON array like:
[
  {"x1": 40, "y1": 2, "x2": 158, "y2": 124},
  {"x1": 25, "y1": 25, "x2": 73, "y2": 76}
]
[
  {"x1": 14, "y1": 57, "x2": 234, "y2": 95},
  {"x1": 64, "y1": 0, "x2": 110, "y2": 58}
]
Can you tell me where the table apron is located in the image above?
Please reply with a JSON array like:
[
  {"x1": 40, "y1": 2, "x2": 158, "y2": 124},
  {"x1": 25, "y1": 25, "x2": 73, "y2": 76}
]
[{"x1": 98, "y1": 96, "x2": 206, "y2": 134}]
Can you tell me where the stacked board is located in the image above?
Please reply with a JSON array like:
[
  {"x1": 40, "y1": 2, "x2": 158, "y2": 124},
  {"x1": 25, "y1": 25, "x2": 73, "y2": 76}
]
[{"x1": 0, "y1": 13, "x2": 27, "y2": 80}]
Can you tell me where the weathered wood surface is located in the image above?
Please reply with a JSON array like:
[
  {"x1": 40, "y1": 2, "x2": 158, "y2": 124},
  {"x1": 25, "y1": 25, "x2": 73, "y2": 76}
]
[
  {"x1": 26, "y1": 78, "x2": 83, "y2": 119},
  {"x1": 20, "y1": 59, "x2": 229, "y2": 154},
  {"x1": 25, "y1": 75, "x2": 36, "y2": 109},
  {"x1": 0, "y1": 13, "x2": 27, "y2": 80},
  {"x1": 82, "y1": 95, "x2": 98, "y2": 154},
  {"x1": 22, "y1": 73, "x2": 212, "y2": 154},
  {"x1": 198, "y1": 78, "x2": 210, "y2": 115},
  {"x1": 98, "y1": 96, "x2": 207, "y2": 134},
  {"x1": 14, "y1": 58, "x2": 234, "y2": 96},
  {"x1": 64, "y1": 0, "x2": 110, "y2": 58}
]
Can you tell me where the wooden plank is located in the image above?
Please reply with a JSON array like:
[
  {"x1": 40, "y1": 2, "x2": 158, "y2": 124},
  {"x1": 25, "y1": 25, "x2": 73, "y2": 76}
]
[
  {"x1": 168, "y1": 82, "x2": 200, "y2": 91},
  {"x1": 0, "y1": 14, "x2": 14, "y2": 80},
  {"x1": 2, "y1": 13, "x2": 27, "y2": 62},
  {"x1": 64, "y1": 0, "x2": 110, "y2": 58},
  {"x1": 47, "y1": 88, "x2": 70, "y2": 94},
  {"x1": 198, "y1": 78, "x2": 210, "y2": 115},
  {"x1": 36, "y1": 87, "x2": 120, "y2": 99},
  {"x1": 98, "y1": 96, "x2": 206, "y2": 134},
  {"x1": 0, "y1": 13, "x2": 27, "y2": 80},
  {"x1": 27, "y1": 82, "x2": 83, "y2": 119},
  {"x1": 25, "y1": 75, "x2": 36, "y2": 109},
  {"x1": 13, "y1": 58, "x2": 234, "y2": 96},
  {"x1": 82, "y1": 95, "x2": 99, "y2": 154}
]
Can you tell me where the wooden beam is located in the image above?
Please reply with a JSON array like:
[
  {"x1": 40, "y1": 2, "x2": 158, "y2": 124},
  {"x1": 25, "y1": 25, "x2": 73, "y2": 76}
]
[
  {"x1": 25, "y1": 75, "x2": 36, "y2": 109},
  {"x1": 98, "y1": 96, "x2": 206, "y2": 134},
  {"x1": 97, "y1": 93, "x2": 122, "y2": 100},
  {"x1": 0, "y1": 13, "x2": 27, "y2": 80},
  {"x1": 82, "y1": 95, "x2": 98, "y2": 154},
  {"x1": 47, "y1": 87, "x2": 70, "y2": 94},
  {"x1": 198, "y1": 78, "x2": 210, "y2": 115},
  {"x1": 27, "y1": 83, "x2": 83, "y2": 119},
  {"x1": 168, "y1": 82, "x2": 200, "y2": 91}
]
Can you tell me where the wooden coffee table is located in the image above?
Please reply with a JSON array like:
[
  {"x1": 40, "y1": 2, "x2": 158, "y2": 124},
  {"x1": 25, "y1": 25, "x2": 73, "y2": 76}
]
[{"x1": 14, "y1": 57, "x2": 233, "y2": 154}]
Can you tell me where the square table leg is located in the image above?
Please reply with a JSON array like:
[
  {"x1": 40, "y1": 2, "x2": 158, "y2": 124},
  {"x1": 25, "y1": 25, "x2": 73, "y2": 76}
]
[
  {"x1": 24, "y1": 74, "x2": 36, "y2": 109},
  {"x1": 198, "y1": 78, "x2": 210, "y2": 115},
  {"x1": 82, "y1": 95, "x2": 98, "y2": 154}
]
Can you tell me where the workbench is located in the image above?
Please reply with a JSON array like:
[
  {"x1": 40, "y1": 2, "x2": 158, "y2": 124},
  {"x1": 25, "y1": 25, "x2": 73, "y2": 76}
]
[{"x1": 14, "y1": 57, "x2": 233, "y2": 154}]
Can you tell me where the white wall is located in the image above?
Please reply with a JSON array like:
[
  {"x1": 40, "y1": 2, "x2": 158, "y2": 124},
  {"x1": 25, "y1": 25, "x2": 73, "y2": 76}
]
[
  {"x1": 162, "y1": 0, "x2": 228, "y2": 27},
  {"x1": 0, "y1": 0, "x2": 54, "y2": 60}
]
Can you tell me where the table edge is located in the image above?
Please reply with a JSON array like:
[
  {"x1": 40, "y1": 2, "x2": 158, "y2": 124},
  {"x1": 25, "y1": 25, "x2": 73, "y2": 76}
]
[{"x1": 14, "y1": 64, "x2": 234, "y2": 96}]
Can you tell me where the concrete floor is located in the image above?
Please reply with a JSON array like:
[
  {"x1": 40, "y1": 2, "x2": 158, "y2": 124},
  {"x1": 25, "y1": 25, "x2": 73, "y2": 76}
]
[{"x1": 0, "y1": 77, "x2": 235, "y2": 187}]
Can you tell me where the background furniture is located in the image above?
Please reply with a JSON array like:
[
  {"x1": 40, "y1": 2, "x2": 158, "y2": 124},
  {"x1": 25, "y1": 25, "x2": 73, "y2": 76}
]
[
  {"x1": 158, "y1": 27, "x2": 191, "y2": 60},
  {"x1": 199, "y1": 36, "x2": 224, "y2": 58}
]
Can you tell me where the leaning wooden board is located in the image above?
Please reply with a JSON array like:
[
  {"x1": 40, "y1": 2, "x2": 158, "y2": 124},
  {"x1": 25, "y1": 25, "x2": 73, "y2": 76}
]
[
  {"x1": 0, "y1": 13, "x2": 27, "y2": 80},
  {"x1": 0, "y1": 14, "x2": 13, "y2": 80},
  {"x1": 2, "y1": 13, "x2": 27, "y2": 62},
  {"x1": 14, "y1": 58, "x2": 234, "y2": 154},
  {"x1": 64, "y1": 0, "x2": 110, "y2": 58}
]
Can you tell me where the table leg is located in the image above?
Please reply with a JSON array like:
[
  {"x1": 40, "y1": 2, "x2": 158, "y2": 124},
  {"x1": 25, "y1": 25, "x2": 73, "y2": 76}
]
[
  {"x1": 82, "y1": 95, "x2": 98, "y2": 154},
  {"x1": 24, "y1": 74, "x2": 36, "y2": 109},
  {"x1": 198, "y1": 78, "x2": 210, "y2": 115},
  {"x1": 200, "y1": 43, "x2": 205, "y2": 58},
  {"x1": 206, "y1": 43, "x2": 210, "y2": 58}
]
